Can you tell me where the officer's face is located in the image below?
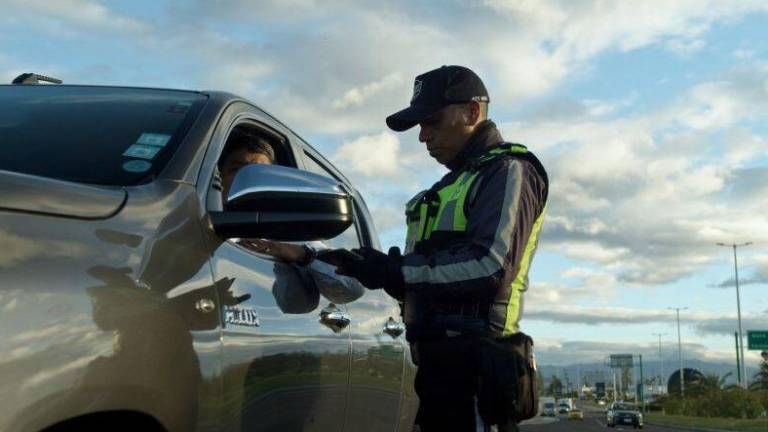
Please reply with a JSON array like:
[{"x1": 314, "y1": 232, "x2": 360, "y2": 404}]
[{"x1": 418, "y1": 104, "x2": 475, "y2": 166}]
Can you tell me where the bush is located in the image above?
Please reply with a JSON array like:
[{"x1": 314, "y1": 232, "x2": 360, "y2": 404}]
[{"x1": 660, "y1": 388, "x2": 765, "y2": 419}]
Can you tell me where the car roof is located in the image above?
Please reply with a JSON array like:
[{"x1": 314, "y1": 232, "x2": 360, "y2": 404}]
[
  {"x1": 1, "y1": 83, "x2": 341, "y2": 186},
  {"x1": 0, "y1": 83, "x2": 244, "y2": 114}
]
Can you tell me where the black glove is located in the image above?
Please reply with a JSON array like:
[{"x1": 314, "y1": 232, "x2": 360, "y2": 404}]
[{"x1": 335, "y1": 247, "x2": 404, "y2": 296}]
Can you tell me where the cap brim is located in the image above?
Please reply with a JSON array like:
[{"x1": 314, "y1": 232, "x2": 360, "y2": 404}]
[{"x1": 386, "y1": 104, "x2": 443, "y2": 132}]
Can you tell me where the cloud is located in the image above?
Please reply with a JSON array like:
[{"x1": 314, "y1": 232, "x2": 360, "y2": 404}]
[
  {"x1": 733, "y1": 48, "x2": 755, "y2": 60},
  {"x1": 665, "y1": 38, "x2": 706, "y2": 56},
  {"x1": 502, "y1": 62, "x2": 768, "y2": 286},
  {"x1": 331, "y1": 73, "x2": 405, "y2": 110},
  {"x1": 24, "y1": 0, "x2": 762, "y2": 138},
  {"x1": 534, "y1": 337, "x2": 758, "y2": 366},
  {"x1": 333, "y1": 132, "x2": 402, "y2": 178},
  {"x1": 524, "y1": 304, "x2": 768, "y2": 337},
  {"x1": 5, "y1": 0, "x2": 147, "y2": 35}
]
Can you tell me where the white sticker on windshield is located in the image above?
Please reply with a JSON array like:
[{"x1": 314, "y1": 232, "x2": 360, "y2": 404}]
[
  {"x1": 122, "y1": 159, "x2": 152, "y2": 173},
  {"x1": 136, "y1": 133, "x2": 171, "y2": 147},
  {"x1": 123, "y1": 144, "x2": 161, "y2": 159}
]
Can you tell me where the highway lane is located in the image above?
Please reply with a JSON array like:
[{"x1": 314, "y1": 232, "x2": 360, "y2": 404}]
[{"x1": 520, "y1": 411, "x2": 693, "y2": 432}]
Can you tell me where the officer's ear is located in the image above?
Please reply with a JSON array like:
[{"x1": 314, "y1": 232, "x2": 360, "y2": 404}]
[{"x1": 463, "y1": 101, "x2": 482, "y2": 126}]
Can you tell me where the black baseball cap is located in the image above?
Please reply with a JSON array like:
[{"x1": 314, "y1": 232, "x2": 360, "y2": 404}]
[{"x1": 386, "y1": 65, "x2": 489, "y2": 132}]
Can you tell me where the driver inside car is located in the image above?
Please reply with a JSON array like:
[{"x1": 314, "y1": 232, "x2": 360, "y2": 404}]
[{"x1": 218, "y1": 132, "x2": 365, "y2": 304}]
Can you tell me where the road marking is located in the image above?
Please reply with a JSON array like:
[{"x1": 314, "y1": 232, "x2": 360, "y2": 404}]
[{"x1": 595, "y1": 418, "x2": 606, "y2": 427}]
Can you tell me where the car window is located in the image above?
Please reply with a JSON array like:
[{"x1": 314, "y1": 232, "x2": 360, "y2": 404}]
[
  {"x1": 301, "y1": 151, "x2": 342, "y2": 182},
  {"x1": 0, "y1": 85, "x2": 206, "y2": 185},
  {"x1": 301, "y1": 151, "x2": 362, "y2": 250}
]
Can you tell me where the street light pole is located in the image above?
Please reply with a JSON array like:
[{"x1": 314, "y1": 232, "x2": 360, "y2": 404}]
[
  {"x1": 653, "y1": 332, "x2": 667, "y2": 393},
  {"x1": 716, "y1": 241, "x2": 752, "y2": 389},
  {"x1": 668, "y1": 307, "x2": 688, "y2": 397}
]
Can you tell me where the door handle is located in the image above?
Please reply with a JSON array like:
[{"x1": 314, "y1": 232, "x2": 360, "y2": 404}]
[
  {"x1": 319, "y1": 303, "x2": 350, "y2": 333},
  {"x1": 195, "y1": 298, "x2": 216, "y2": 314},
  {"x1": 382, "y1": 317, "x2": 405, "y2": 339}
]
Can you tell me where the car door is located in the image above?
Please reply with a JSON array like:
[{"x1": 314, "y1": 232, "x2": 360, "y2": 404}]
[
  {"x1": 299, "y1": 149, "x2": 406, "y2": 432},
  {"x1": 201, "y1": 110, "x2": 352, "y2": 432}
]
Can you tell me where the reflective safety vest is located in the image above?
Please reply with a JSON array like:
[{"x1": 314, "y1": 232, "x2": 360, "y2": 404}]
[{"x1": 403, "y1": 143, "x2": 548, "y2": 335}]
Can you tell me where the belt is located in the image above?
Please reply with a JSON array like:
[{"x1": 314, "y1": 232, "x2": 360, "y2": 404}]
[{"x1": 432, "y1": 301, "x2": 489, "y2": 319}]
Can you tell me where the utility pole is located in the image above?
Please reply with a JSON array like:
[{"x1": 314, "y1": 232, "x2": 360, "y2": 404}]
[
  {"x1": 653, "y1": 332, "x2": 667, "y2": 394},
  {"x1": 639, "y1": 354, "x2": 645, "y2": 413},
  {"x1": 735, "y1": 331, "x2": 741, "y2": 385},
  {"x1": 577, "y1": 365, "x2": 582, "y2": 398},
  {"x1": 668, "y1": 307, "x2": 688, "y2": 397},
  {"x1": 716, "y1": 241, "x2": 752, "y2": 389}
]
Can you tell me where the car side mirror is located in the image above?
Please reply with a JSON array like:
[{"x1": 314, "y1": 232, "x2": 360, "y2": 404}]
[{"x1": 210, "y1": 164, "x2": 354, "y2": 241}]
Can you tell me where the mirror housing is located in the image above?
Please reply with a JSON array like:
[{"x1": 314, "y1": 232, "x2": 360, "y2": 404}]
[{"x1": 210, "y1": 164, "x2": 354, "y2": 241}]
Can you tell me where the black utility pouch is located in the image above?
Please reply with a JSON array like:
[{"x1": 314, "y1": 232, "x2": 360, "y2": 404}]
[{"x1": 476, "y1": 332, "x2": 539, "y2": 425}]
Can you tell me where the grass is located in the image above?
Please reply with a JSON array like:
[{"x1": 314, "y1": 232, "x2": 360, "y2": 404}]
[{"x1": 645, "y1": 413, "x2": 768, "y2": 432}]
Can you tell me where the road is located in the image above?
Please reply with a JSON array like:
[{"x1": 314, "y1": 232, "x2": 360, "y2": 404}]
[{"x1": 520, "y1": 410, "x2": 689, "y2": 432}]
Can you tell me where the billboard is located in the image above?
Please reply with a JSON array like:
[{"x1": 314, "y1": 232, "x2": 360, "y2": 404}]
[{"x1": 609, "y1": 354, "x2": 634, "y2": 368}]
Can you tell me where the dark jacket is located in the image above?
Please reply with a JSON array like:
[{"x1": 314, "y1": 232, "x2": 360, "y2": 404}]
[{"x1": 393, "y1": 120, "x2": 548, "y2": 340}]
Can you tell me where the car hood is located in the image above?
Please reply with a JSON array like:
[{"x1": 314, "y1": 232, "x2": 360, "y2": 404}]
[{"x1": 0, "y1": 170, "x2": 126, "y2": 219}]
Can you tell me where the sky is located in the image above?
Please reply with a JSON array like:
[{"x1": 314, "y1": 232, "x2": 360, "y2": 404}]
[{"x1": 3, "y1": 0, "x2": 768, "y2": 372}]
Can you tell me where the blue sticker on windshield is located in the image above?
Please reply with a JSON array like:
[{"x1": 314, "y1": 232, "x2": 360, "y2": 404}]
[
  {"x1": 123, "y1": 144, "x2": 161, "y2": 159},
  {"x1": 136, "y1": 133, "x2": 171, "y2": 147},
  {"x1": 122, "y1": 159, "x2": 152, "y2": 173}
]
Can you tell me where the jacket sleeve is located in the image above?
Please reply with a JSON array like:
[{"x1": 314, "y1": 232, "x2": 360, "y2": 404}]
[
  {"x1": 397, "y1": 158, "x2": 544, "y2": 302},
  {"x1": 302, "y1": 259, "x2": 365, "y2": 304}
]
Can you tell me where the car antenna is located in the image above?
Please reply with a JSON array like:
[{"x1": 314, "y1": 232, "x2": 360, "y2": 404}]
[{"x1": 11, "y1": 73, "x2": 63, "y2": 85}]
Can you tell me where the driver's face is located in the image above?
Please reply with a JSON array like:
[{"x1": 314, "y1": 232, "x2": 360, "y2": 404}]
[{"x1": 221, "y1": 149, "x2": 272, "y2": 199}]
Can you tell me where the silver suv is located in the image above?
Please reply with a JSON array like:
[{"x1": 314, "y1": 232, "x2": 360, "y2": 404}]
[
  {"x1": 606, "y1": 401, "x2": 643, "y2": 429},
  {"x1": 0, "y1": 82, "x2": 416, "y2": 431}
]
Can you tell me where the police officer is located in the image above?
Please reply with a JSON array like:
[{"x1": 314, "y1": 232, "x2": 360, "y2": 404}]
[{"x1": 335, "y1": 65, "x2": 548, "y2": 432}]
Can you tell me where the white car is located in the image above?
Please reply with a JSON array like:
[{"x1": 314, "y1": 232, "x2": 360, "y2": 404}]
[{"x1": 541, "y1": 402, "x2": 556, "y2": 417}]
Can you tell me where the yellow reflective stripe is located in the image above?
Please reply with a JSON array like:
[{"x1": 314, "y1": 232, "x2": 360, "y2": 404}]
[
  {"x1": 433, "y1": 172, "x2": 464, "y2": 230},
  {"x1": 502, "y1": 288, "x2": 522, "y2": 335},
  {"x1": 418, "y1": 204, "x2": 430, "y2": 240},
  {"x1": 503, "y1": 205, "x2": 547, "y2": 336},
  {"x1": 453, "y1": 171, "x2": 478, "y2": 231}
]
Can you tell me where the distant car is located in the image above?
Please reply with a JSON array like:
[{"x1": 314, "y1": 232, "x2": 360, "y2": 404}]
[
  {"x1": 597, "y1": 398, "x2": 607, "y2": 406},
  {"x1": 557, "y1": 403, "x2": 570, "y2": 414},
  {"x1": 541, "y1": 402, "x2": 556, "y2": 417},
  {"x1": 568, "y1": 409, "x2": 584, "y2": 420},
  {"x1": 606, "y1": 402, "x2": 643, "y2": 429}
]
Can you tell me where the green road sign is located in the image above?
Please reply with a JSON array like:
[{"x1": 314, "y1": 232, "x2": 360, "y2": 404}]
[{"x1": 747, "y1": 330, "x2": 768, "y2": 350}]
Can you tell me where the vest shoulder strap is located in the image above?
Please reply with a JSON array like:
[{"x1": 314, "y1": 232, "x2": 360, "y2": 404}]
[
  {"x1": 405, "y1": 189, "x2": 429, "y2": 215},
  {"x1": 467, "y1": 142, "x2": 528, "y2": 171},
  {"x1": 466, "y1": 142, "x2": 549, "y2": 202}
]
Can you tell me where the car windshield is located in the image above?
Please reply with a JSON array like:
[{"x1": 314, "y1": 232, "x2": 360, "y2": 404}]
[
  {"x1": 0, "y1": 85, "x2": 207, "y2": 185},
  {"x1": 614, "y1": 404, "x2": 636, "y2": 411}
]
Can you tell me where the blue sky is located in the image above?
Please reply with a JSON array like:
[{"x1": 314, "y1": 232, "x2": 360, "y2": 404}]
[{"x1": 3, "y1": 0, "x2": 768, "y2": 372}]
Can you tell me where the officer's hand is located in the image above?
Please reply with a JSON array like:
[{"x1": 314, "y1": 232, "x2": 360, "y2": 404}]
[{"x1": 334, "y1": 246, "x2": 388, "y2": 289}]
